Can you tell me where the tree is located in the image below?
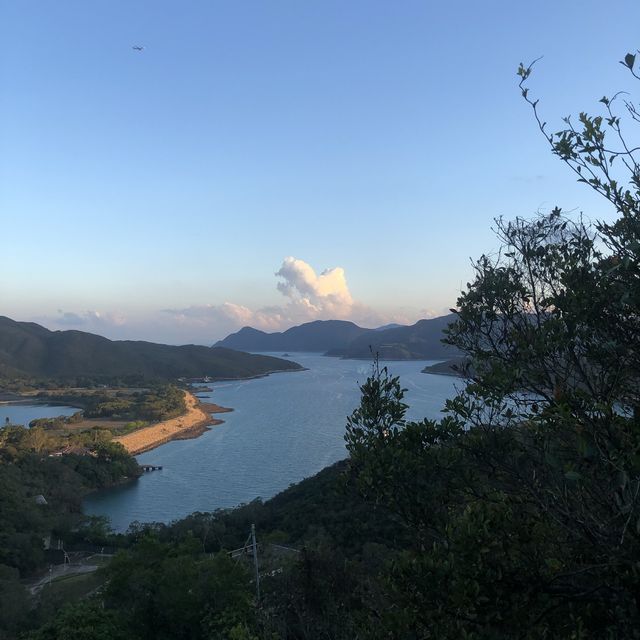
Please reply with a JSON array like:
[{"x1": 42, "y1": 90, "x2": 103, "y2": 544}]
[
  {"x1": 103, "y1": 535, "x2": 257, "y2": 640},
  {"x1": 0, "y1": 564, "x2": 31, "y2": 635},
  {"x1": 345, "y1": 51, "x2": 640, "y2": 638},
  {"x1": 516, "y1": 54, "x2": 640, "y2": 410},
  {"x1": 25, "y1": 601, "x2": 128, "y2": 640}
]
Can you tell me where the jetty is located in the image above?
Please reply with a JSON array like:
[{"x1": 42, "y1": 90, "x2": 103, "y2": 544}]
[{"x1": 141, "y1": 464, "x2": 163, "y2": 472}]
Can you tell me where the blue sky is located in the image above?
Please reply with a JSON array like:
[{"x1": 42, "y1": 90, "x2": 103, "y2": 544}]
[{"x1": 1, "y1": 1, "x2": 638, "y2": 343}]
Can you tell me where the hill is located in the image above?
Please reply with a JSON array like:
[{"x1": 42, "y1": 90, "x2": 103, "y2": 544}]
[
  {"x1": 0, "y1": 316, "x2": 302, "y2": 383},
  {"x1": 421, "y1": 356, "x2": 468, "y2": 376},
  {"x1": 215, "y1": 315, "x2": 459, "y2": 360},
  {"x1": 214, "y1": 319, "x2": 370, "y2": 352},
  {"x1": 326, "y1": 314, "x2": 459, "y2": 360},
  {"x1": 372, "y1": 322, "x2": 405, "y2": 331}
]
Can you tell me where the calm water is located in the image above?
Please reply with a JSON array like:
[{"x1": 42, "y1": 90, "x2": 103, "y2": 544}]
[
  {"x1": 0, "y1": 403, "x2": 78, "y2": 427},
  {"x1": 84, "y1": 354, "x2": 460, "y2": 531}
]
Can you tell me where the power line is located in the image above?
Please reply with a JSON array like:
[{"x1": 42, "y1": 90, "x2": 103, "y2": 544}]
[{"x1": 251, "y1": 524, "x2": 260, "y2": 602}]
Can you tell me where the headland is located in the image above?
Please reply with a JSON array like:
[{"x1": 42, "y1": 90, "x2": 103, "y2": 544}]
[{"x1": 113, "y1": 391, "x2": 232, "y2": 455}]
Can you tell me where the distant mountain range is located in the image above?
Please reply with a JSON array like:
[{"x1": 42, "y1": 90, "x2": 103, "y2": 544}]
[
  {"x1": 372, "y1": 323, "x2": 405, "y2": 332},
  {"x1": 215, "y1": 315, "x2": 459, "y2": 360},
  {"x1": 0, "y1": 316, "x2": 302, "y2": 383},
  {"x1": 214, "y1": 320, "x2": 370, "y2": 353}
]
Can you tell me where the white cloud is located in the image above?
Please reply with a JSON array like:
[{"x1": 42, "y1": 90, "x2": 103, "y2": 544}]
[
  {"x1": 159, "y1": 257, "x2": 358, "y2": 334},
  {"x1": 55, "y1": 311, "x2": 87, "y2": 326},
  {"x1": 52, "y1": 309, "x2": 127, "y2": 329},
  {"x1": 274, "y1": 257, "x2": 356, "y2": 319},
  {"x1": 34, "y1": 258, "x2": 442, "y2": 344},
  {"x1": 275, "y1": 257, "x2": 353, "y2": 311},
  {"x1": 160, "y1": 257, "x2": 435, "y2": 340},
  {"x1": 160, "y1": 302, "x2": 284, "y2": 335}
]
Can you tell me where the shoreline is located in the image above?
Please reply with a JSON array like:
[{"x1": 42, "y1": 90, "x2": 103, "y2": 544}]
[
  {"x1": 113, "y1": 391, "x2": 233, "y2": 456},
  {"x1": 201, "y1": 367, "x2": 308, "y2": 383},
  {"x1": 0, "y1": 366, "x2": 303, "y2": 404}
]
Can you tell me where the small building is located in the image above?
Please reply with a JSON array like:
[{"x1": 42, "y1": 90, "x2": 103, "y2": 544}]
[
  {"x1": 49, "y1": 445, "x2": 95, "y2": 457},
  {"x1": 60, "y1": 445, "x2": 92, "y2": 456}
]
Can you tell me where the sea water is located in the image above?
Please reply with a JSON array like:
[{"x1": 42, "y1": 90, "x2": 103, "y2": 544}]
[
  {"x1": 84, "y1": 354, "x2": 460, "y2": 531},
  {"x1": 0, "y1": 403, "x2": 78, "y2": 428}
]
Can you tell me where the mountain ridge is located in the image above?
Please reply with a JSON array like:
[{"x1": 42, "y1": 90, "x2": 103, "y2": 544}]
[
  {"x1": 214, "y1": 319, "x2": 370, "y2": 353},
  {"x1": 0, "y1": 316, "x2": 302, "y2": 383},
  {"x1": 215, "y1": 314, "x2": 459, "y2": 360}
]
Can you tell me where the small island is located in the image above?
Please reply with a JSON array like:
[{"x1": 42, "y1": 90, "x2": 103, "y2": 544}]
[{"x1": 421, "y1": 357, "x2": 468, "y2": 377}]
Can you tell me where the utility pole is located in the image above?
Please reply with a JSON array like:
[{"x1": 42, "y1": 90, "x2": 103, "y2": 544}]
[{"x1": 251, "y1": 524, "x2": 260, "y2": 602}]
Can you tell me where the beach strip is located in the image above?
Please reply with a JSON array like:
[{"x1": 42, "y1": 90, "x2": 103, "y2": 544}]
[{"x1": 113, "y1": 391, "x2": 231, "y2": 455}]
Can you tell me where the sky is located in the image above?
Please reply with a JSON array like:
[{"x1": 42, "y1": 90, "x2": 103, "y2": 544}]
[{"x1": 1, "y1": 1, "x2": 639, "y2": 344}]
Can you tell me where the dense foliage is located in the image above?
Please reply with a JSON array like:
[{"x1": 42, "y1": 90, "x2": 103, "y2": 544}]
[
  {"x1": 0, "y1": 430, "x2": 139, "y2": 637},
  {"x1": 342, "y1": 52, "x2": 640, "y2": 637},
  {"x1": 29, "y1": 385, "x2": 187, "y2": 429},
  {"x1": 0, "y1": 432, "x2": 139, "y2": 573}
]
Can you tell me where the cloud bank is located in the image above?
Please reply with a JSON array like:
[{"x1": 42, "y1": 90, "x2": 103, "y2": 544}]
[
  {"x1": 163, "y1": 257, "x2": 381, "y2": 337},
  {"x1": 52, "y1": 309, "x2": 127, "y2": 329},
  {"x1": 38, "y1": 257, "x2": 443, "y2": 344}
]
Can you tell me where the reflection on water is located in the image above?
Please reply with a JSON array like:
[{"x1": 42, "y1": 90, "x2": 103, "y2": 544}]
[{"x1": 84, "y1": 354, "x2": 460, "y2": 531}]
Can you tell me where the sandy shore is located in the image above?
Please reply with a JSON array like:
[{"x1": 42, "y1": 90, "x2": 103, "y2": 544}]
[{"x1": 113, "y1": 391, "x2": 232, "y2": 455}]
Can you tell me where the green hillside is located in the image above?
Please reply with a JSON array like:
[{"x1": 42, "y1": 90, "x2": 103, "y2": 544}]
[
  {"x1": 0, "y1": 316, "x2": 302, "y2": 383},
  {"x1": 328, "y1": 314, "x2": 458, "y2": 359},
  {"x1": 216, "y1": 315, "x2": 460, "y2": 360},
  {"x1": 421, "y1": 356, "x2": 468, "y2": 376},
  {"x1": 214, "y1": 319, "x2": 370, "y2": 352}
]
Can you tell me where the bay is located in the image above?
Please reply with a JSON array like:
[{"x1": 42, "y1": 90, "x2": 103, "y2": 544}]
[
  {"x1": 0, "y1": 403, "x2": 78, "y2": 427},
  {"x1": 84, "y1": 354, "x2": 460, "y2": 531}
]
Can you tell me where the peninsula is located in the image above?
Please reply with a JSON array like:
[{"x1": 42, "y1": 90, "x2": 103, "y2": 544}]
[{"x1": 113, "y1": 390, "x2": 232, "y2": 455}]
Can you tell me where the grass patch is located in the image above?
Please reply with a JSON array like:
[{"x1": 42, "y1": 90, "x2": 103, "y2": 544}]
[
  {"x1": 45, "y1": 570, "x2": 104, "y2": 603},
  {"x1": 84, "y1": 555, "x2": 113, "y2": 567}
]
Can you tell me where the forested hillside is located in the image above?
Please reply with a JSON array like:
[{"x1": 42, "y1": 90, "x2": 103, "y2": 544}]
[
  {"x1": 328, "y1": 314, "x2": 458, "y2": 359},
  {"x1": 216, "y1": 315, "x2": 459, "y2": 360},
  {"x1": 214, "y1": 320, "x2": 370, "y2": 352},
  {"x1": 0, "y1": 316, "x2": 302, "y2": 384},
  {"x1": 0, "y1": 430, "x2": 140, "y2": 636}
]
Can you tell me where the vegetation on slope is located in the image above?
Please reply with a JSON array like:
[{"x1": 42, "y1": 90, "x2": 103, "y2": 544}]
[
  {"x1": 329, "y1": 313, "x2": 458, "y2": 359},
  {"x1": 0, "y1": 316, "x2": 303, "y2": 384},
  {"x1": 0, "y1": 429, "x2": 139, "y2": 636},
  {"x1": 421, "y1": 356, "x2": 469, "y2": 376},
  {"x1": 30, "y1": 385, "x2": 187, "y2": 431},
  {"x1": 214, "y1": 319, "x2": 371, "y2": 353},
  {"x1": 216, "y1": 316, "x2": 459, "y2": 360}
]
